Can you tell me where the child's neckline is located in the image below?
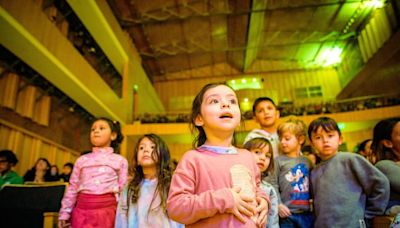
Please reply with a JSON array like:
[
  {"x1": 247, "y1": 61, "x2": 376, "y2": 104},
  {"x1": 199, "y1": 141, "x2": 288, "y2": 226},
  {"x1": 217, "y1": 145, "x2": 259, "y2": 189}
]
[{"x1": 198, "y1": 145, "x2": 238, "y2": 154}]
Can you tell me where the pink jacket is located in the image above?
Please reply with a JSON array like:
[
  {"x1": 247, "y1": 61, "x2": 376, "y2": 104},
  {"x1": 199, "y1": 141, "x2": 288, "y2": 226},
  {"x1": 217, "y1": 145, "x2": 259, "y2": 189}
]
[{"x1": 59, "y1": 147, "x2": 128, "y2": 220}]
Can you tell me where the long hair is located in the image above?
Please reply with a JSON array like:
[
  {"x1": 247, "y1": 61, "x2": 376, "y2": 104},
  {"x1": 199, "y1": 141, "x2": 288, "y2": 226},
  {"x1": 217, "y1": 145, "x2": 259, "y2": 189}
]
[
  {"x1": 372, "y1": 117, "x2": 400, "y2": 162},
  {"x1": 91, "y1": 117, "x2": 124, "y2": 153},
  {"x1": 127, "y1": 134, "x2": 172, "y2": 215},
  {"x1": 190, "y1": 82, "x2": 240, "y2": 148}
]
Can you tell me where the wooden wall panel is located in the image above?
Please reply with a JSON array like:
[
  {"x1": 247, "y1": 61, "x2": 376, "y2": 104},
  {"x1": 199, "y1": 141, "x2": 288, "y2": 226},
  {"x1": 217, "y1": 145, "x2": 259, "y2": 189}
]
[
  {"x1": 342, "y1": 128, "x2": 373, "y2": 153},
  {"x1": 33, "y1": 94, "x2": 51, "y2": 126},
  {"x1": 167, "y1": 143, "x2": 192, "y2": 161},
  {"x1": 0, "y1": 72, "x2": 19, "y2": 109},
  {"x1": 0, "y1": 119, "x2": 79, "y2": 176},
  {"x1": 154, "y1": 68, "x2": 341, "y2": 112},
  {"x1": 15, "y1": 85, "x2": 37, "y2": 118}
]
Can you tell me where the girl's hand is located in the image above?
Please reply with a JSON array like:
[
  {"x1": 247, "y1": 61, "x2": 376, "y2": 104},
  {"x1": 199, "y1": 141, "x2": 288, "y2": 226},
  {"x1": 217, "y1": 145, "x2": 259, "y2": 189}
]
[
  {"x1": 255, "y1": 196, "x2": 268, "y2": 227},
  {"x1": 227, "y1": 186, "x2": 256, "y2": 223},
  {"x1": 278, "y1": 203, "x2": 292, "y2": 218},
  {"x1": 58, "y1": 220, "x2": 70, "y2": 228}
]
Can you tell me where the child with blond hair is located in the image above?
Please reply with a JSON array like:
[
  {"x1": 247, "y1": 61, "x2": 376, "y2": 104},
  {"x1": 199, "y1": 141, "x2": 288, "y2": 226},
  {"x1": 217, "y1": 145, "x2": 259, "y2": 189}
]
[{"x1": 270, "y1": 117, "x2": 314, "y2": 228}]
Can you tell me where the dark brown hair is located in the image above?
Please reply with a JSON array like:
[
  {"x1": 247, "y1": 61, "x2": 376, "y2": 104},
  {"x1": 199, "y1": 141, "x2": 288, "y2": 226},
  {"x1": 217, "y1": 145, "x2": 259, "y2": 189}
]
[
  {"x1": 190, "y1": 82, "x2": 239, "y2": 148},
  {"x1": 243, "y1": 137, "x2": 274, "y2": 177},
  {"x1": 372, "y1": 117, "x2": 400, "y2": 162},
  {"x1": 91, "y1": 117, "x2": 124, "y2": 153},
  {"x1": 308, "y1": 116, "x2": 341, "y2": 140},
  {"x1": 252, "y1": 97, "x2": 277, "y2": 114},
  {"x1": 127, "y1": 134, "x2": 172, "y2": 215}
]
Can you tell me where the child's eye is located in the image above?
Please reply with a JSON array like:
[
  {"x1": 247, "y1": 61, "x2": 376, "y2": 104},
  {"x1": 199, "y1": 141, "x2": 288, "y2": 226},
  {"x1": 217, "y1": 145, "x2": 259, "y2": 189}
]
[
  {"x1": 229, "y1": 99, "x2": 237, "y2": 104},
  {"x1": 209, "y1": 99, "x2": 219, "y2": 104}
]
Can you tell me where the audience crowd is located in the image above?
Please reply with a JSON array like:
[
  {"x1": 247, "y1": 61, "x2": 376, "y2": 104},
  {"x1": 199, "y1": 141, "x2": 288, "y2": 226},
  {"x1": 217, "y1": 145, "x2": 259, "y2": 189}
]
[{"x1": 136, "y1": 95, "x2": 400, "y2": 124}]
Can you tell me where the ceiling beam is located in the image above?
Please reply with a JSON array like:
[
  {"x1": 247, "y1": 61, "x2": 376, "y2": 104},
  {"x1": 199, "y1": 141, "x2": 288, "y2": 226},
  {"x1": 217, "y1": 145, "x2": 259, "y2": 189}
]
[
  {"x1": 244, "y1": 0, "x2": 268, "y2": 71},
  {"x1": 0, "y1": 0, "x2": 127, "y2": 123},
  {"x1": 139, "y1": 36, "x2": 356, "y2": 58},
  {"x1": 66, "y1": 0, "x2": 129, "y2": 73},
  {"x1": 119, "y1": 0, "x2": 363, "y2": 25},
  {"x1": 337, "y1": 29, "x2": 400, "y2": 98}
]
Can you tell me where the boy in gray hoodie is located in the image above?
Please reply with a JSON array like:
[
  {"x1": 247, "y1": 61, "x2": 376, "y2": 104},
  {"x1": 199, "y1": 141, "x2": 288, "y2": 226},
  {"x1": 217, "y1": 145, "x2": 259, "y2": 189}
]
[{"x1": 308, "y1": 117, "x2": 389, "y2": 227}]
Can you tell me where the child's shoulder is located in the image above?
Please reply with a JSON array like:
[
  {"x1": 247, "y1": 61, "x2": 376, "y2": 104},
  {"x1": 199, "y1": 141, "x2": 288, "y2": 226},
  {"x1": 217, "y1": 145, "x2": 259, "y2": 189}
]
[
  {"x1": 237, "y1": 147, "x2": 252, "y2": 154},
  {"x1": 179, "y1": 148, "x2": 205, "y2": 160},
  {"x1": 336, "y1": 152, "x2": 366, "y2": 162}
]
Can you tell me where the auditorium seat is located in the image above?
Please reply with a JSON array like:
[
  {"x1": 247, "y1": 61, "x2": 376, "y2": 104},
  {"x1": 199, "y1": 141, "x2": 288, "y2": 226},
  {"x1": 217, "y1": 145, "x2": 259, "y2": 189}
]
[{"x1": 0, "y1": 182, "x2": 67, "y2": 228}]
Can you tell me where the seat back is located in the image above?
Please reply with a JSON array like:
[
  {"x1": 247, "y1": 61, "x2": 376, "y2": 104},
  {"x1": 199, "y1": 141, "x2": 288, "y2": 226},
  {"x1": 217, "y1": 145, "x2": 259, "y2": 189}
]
[{"x1": 0, "y1": 183, "x2": 67, "y2": 227}]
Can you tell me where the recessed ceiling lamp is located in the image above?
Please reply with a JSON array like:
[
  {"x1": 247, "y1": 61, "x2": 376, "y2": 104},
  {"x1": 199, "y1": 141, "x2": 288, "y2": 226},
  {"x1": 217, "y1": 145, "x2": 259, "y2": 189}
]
[{"x1": 227, "y1": 77, "x2": 263, "y2": 90}]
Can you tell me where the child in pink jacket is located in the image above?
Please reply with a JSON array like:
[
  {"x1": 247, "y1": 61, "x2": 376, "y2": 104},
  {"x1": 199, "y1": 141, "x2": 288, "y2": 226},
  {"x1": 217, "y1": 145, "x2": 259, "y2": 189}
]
[{"x1": 167, "y1": 83, "x2": 269, "y2": 227}]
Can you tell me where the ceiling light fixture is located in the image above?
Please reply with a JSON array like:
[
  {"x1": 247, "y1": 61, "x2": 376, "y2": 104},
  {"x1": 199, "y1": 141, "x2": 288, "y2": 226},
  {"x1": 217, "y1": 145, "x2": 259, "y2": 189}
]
[{"x1": 227, "y1": 77, "x2": 263, "y2": 90}]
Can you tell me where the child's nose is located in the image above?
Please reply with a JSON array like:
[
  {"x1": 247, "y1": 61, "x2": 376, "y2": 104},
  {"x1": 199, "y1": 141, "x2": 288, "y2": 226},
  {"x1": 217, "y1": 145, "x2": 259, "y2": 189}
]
[{"x1": 221, "y1": 101, "x2": 230, "y2": 108}]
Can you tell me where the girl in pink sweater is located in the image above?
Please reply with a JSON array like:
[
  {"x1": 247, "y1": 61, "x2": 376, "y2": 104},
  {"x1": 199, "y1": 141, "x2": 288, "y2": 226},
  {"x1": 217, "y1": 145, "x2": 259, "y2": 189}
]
[
  {"x1": 167, "y1": 83, "x2": 269, "y2": 227},
  {"x1": 58, "y1": 117, "x2": 128, "y2": 228}
]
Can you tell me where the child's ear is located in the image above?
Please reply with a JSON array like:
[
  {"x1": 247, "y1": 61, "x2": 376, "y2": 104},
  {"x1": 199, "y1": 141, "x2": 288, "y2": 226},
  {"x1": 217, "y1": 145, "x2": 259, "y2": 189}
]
[
  {"x1": 276, "y1": 109, "x2": 280, "y2": 119},
  {"x1": 194, "y1": 114, "x2": 204, "y2": 126},
  {"x1": 338, "y1": 135, "x2": 343, "y2": 145},
  {"x1": 382, "y1": 139, "x2": 393, "y2": 148},
  {"x1": 298, "y1": 135, "x2": 305, "y2": 145},
  {"x1": 111, "y1": 132, "x2": 117, "y2": 141}
]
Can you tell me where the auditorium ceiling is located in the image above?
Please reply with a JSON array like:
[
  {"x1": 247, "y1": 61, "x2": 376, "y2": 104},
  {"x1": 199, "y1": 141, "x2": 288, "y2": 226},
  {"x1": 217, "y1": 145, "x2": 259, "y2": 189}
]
[
  {"x1": 104, "y1": 0, "x2": 400, "y2": 98},
  {"x1": 106, "y1": 0, "x2": 379, "y2": 82}
]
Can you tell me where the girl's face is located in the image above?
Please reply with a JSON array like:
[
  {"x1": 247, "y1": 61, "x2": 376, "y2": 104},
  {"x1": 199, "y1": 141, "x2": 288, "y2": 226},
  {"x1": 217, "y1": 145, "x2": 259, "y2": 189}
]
[
  {"x1": 280, "y1": 131, "x2": 303, "y2": 155},
  {"x1": 195, "y1": 85, "x2": 241, "y2": 135},
  {"x1": 137, "y1": 137, "x2": 158, "y2": 168},
  {"x1": 36, "y1": 159, "x2": 49, "y2": 171},
  {"x1": 310, "y1": 127, "x2": 342, "y2": 161},
  {"x1": 250, "y1": 145, "x2": 271, "y2": 172},
  {"x1": 63, "y1": 166, "x2": 72, "y2": 175},
  {"x1": 90, "y1": 120, "x2": 116, "y2": 148},
  {"x1": 254, "y1": 100, "x2": 280, "y2": 129},
  {"x1": 361, "y1": 140, "x2": 372, "y2": 157},
  {"x1": 51, "y1": 166, "x2": 58, "y2": 175}
]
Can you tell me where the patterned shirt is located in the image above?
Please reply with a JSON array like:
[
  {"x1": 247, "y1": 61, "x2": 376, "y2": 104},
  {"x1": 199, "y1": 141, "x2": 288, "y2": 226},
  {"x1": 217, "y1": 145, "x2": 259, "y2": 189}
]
[{"x1": 59, "y1": 147, "x2": 128, "y2": 220}]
